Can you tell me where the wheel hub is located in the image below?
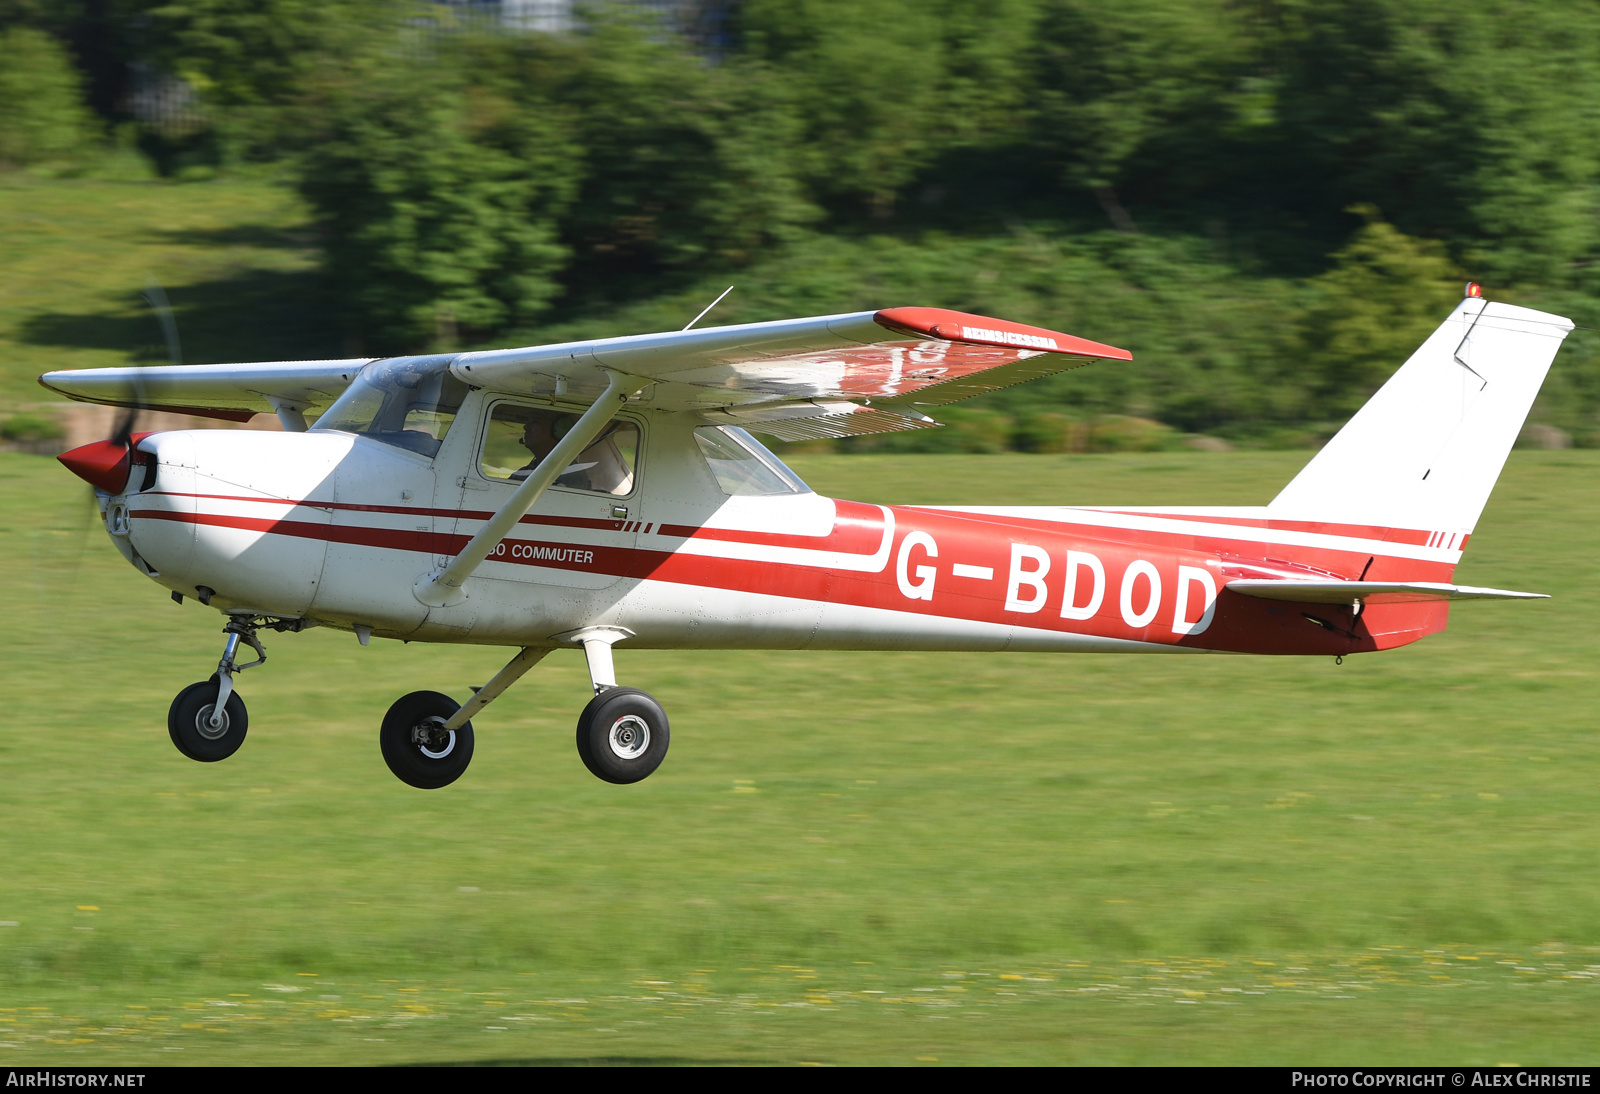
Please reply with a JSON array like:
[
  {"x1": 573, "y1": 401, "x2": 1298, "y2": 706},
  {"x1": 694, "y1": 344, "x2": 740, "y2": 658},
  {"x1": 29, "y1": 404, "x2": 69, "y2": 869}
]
[
  {"x1": 607, "y1": 715, "x2": 650, "y2": 760},
  {"x1": 195, "y1": 703, "x2": 229, "y2": 740},
  {"x1": 411, "y1": 717, "x2": 456, "y2": 759}
]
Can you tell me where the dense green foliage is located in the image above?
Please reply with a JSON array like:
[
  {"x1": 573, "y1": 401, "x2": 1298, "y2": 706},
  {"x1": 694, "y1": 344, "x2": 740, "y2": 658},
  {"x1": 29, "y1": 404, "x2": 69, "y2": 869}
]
[
  {"x1": 1298, "y1": 210, "x2": 1467, "y2": 419},
  {"x1": 7, "y1": 1, "x2": 1600, "y2": 444},
  {"x1": 0, "y1": 27, "x2": 96, "y2": 166},
  {"x1": 296, "y1": 59, "x2": 579, "y2": 341}
]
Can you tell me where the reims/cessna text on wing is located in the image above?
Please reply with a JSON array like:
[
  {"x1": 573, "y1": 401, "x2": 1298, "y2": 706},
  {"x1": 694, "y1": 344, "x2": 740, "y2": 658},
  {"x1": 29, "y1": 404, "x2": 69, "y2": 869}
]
[{"x1": 42, "y1": 290, "x2": 1569, "y2": 788}]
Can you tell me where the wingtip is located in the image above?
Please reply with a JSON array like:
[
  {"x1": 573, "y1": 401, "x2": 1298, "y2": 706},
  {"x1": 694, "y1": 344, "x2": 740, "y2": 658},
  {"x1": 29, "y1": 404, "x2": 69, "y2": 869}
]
[{"x1": 874, "y1": 307, "x2": 1131, "y2": 360}]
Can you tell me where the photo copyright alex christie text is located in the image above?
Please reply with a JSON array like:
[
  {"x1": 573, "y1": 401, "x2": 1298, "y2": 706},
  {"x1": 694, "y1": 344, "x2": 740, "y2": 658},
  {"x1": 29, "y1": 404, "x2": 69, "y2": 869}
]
[{"x1": 1293, "y1": 1074, "x2": 1591, "y2": 1089}]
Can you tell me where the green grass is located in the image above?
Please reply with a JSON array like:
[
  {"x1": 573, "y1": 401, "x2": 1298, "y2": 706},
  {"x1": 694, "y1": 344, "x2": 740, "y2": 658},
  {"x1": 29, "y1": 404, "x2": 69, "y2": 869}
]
[{"x1": 1, "y1": 449, "x2": 1597, "y2": 1064}]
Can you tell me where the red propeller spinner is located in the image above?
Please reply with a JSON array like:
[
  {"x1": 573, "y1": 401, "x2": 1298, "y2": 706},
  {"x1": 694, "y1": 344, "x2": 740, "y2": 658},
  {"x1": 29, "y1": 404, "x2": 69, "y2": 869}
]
[{"x1": 58, "y1": 433, "x2": 151, "y2": 494}]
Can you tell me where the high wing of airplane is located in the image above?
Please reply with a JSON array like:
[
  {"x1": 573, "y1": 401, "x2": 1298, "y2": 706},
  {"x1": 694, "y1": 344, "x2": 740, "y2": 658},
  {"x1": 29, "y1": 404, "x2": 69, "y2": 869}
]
[
  {"x1": 40, "y1": 294, "x2": 1570, "y2": 789},
  {"x1": 41, "y1": 307, "x2": 1128, "y2": 437}
]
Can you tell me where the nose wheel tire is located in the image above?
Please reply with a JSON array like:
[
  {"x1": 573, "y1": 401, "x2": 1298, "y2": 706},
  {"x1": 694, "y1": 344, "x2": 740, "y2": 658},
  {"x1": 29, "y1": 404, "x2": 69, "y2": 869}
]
[
  {"x1": 575, "y1": 687, "x2": 669, "y2": 784},
  {"x1": 380, "y1": 691, "x2": 474, "y2": 789},
  {"x1": 169, "y1": 676, "x2": 249, "y2": 762}
]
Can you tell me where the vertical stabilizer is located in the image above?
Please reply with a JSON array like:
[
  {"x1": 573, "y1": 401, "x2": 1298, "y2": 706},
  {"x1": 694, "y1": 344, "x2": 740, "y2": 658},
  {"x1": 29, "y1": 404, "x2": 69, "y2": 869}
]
[{"x1": 1268, "y1": 299, "x2": 1572, "y2": 534}]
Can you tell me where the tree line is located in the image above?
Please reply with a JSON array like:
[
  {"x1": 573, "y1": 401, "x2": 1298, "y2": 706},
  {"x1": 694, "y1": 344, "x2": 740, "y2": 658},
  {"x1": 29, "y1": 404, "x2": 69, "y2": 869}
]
[{"x1": 4, "y1": 1, "x2": 1600, "y2": 448}]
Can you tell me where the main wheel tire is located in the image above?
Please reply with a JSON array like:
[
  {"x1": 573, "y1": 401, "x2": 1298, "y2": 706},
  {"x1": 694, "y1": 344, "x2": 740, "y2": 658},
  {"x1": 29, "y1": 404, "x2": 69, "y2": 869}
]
[
  {"x1": 168, "y1": 676, "x2": 249, "y2": 762},
  {"x1": 380, "y1": 690, "x2": 474, "y2": 789},
  {"x1": 575, "y1": 687, "x2": 669, "y2": 784}
]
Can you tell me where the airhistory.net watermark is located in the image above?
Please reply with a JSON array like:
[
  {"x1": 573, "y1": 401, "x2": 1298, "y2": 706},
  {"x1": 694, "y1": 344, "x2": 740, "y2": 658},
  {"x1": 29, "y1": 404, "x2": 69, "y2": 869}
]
[{"x1": 4, "y1": 1074, "x2": 145, "y2": 1088}]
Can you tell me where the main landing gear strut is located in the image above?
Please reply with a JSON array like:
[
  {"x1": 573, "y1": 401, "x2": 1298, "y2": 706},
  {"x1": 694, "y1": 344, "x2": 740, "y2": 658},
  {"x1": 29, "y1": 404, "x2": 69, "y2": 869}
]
[
  {"x1": 566, "y1": 628, "x2": 670, "y2": 786},
  {"x1": 167, "y1": 614, "x2": 304, "y2": 762},
  {"x1": 377, "y1": 628, "x2": 670, "y2": 790}
]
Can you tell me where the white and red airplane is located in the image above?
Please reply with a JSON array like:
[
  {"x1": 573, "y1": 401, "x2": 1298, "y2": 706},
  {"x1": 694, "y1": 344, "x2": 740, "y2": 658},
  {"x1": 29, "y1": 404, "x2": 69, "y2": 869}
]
[{"x1": 41, "y1": 290, "x2": 1569, "y2": 788}]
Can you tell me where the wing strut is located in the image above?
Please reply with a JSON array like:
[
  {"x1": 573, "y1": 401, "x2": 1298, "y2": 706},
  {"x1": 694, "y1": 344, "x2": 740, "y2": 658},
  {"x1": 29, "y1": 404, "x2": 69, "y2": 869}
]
[
  {"x1": 441, "y1": 647, "x2": 551, "y2": 732},
  {"x1": 413, "y1": 371, "x2": 644, "y2": 607}
]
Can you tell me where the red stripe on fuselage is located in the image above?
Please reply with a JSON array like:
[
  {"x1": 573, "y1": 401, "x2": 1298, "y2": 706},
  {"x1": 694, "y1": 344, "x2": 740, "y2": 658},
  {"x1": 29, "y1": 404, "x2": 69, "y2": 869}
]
[
  {"x1": 1075, "y1": 509, "x2": 1463, "y2": 549},
  {"x1": 142, "y1": 490, "x2": 885, "y2": 549},
  {"x1": 134, "y1": 494, "x2": 1453, "y2": 655}
]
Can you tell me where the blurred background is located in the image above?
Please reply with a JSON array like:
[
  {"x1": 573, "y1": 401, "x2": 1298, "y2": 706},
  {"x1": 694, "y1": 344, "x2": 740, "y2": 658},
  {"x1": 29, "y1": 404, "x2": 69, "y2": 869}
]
[{"x1": 5, "y1": 0, "x2": 1600, "y2": 454}]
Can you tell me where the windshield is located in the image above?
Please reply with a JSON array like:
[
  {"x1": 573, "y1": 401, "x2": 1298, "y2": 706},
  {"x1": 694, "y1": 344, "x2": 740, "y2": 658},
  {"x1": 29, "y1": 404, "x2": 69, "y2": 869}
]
[
  {"x1": 314, "y1": 355, "x2": 468, "y2": 458},
  {"x1": 694, "y1": 426, "x2": 811, "y2": 496}
]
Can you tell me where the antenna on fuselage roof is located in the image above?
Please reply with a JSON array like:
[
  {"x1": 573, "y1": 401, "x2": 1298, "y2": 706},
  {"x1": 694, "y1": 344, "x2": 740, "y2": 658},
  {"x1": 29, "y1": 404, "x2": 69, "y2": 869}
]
[{"x1": 682, "y1": 285, "x2": 734, "y2": 331}]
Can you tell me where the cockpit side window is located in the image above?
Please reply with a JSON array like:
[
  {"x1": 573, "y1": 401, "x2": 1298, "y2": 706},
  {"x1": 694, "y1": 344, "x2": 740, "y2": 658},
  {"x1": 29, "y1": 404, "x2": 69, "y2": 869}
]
[
  {"x1": 479, "y1": 403, "x2": 638, "y2": 496},
  {"x1": 313, "y1": 356, "x2": 468, "y2": 458},
  {"x1": 693, "y1": 426, "x2": 810, "y2": 496}
]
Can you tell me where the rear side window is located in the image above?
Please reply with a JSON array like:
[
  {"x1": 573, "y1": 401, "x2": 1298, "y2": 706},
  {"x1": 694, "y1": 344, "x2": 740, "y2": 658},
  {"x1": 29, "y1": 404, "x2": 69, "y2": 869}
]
[{"x1": 693, "y1": 426, "x2": 810, "y2": 496}]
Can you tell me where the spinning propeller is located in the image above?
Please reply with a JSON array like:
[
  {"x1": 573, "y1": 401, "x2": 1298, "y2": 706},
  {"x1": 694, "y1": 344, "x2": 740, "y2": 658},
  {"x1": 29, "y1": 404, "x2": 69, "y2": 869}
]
[{"x1": 58, "y1": 280, "x2": 180, "y2": 495}]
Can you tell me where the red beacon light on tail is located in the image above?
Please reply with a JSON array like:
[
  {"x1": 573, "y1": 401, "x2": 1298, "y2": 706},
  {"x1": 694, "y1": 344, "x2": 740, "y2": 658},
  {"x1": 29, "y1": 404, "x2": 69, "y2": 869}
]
[{"x1": 1465, "y1": 282, "x2": 1484, "y2": 298}]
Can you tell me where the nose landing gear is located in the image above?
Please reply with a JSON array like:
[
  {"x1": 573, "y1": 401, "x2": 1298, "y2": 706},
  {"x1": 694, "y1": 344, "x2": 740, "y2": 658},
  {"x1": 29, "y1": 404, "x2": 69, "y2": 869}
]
[
  {"x1": 167, "y1": 614, "x2": 303, "y2": 763},
  {"x1": 169, "y1": 674, "x2": 248, "y2": 762}
]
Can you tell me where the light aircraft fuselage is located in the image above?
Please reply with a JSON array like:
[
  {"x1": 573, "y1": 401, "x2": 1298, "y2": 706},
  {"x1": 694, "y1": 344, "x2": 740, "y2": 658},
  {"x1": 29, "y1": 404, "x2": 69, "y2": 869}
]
[
  {"x1": 114, "y1": 418, "x2": 1455, "y2": 660},
  {"x1": 44, "y1": 298, "x2": 1567, "y2": 787}
]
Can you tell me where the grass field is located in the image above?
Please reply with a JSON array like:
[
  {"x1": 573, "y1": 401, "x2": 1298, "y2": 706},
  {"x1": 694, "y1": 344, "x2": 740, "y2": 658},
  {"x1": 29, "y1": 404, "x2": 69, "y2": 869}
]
[{"x1": 1, "y1": 448, "x2": 1597, "y2": 1065}]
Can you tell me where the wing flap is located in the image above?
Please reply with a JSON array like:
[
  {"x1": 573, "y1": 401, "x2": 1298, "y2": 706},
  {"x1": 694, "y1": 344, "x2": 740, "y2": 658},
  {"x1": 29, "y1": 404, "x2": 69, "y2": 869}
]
[
  {"x1": 700, "y1": 400, "x2": 940, "y2": 442},
  {"x1": 1226, "y1": 579, "x2": 1548, "y2": 604}
]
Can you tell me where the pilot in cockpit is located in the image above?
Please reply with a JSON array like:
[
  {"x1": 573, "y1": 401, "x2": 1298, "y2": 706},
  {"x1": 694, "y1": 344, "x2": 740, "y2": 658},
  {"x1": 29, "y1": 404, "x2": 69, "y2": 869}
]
[{"x1": 511, "y1": 410, "x2": 634, "y2": 495}]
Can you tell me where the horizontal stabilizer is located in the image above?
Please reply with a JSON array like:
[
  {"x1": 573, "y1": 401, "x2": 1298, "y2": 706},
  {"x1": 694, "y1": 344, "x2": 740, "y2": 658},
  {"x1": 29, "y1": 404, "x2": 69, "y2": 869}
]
[{"x1": 1226, "y1": 580, "x2": 1547, "y2": 605}]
